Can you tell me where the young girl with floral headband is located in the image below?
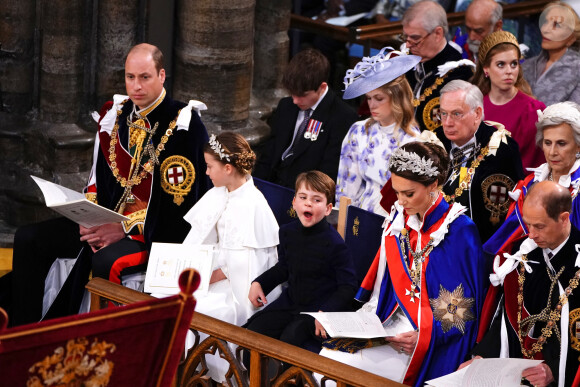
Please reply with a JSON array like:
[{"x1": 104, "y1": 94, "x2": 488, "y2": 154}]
[{"x1": 182, "y1": 131, "x2": 280, "y2": 382}]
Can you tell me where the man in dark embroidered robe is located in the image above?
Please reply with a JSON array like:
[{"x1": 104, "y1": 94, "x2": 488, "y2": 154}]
[
  {"x1": 468, "y1": 181, "x2": 580, "y2": 387},
  {"x1": 402, "y1": 0, "x2": 474, "y2": 132},
  {"x1": 8, "y1": 43, "x2": 210, "y2": 326},
  {"x1": 438, "y1": 80, "x2": 524, "y2": 244}
]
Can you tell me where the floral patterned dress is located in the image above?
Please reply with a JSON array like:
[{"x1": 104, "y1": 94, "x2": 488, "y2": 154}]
[{"x1": 336, "y1": 119, "x2": 419, "y2": 215}]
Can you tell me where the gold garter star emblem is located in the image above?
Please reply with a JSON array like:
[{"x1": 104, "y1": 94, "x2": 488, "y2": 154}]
[{"x1": 430, "y1": 284, "x2": 475, "y2": 334}]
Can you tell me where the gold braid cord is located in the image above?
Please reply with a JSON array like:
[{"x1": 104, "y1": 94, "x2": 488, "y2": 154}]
[
  {"x1": 517, "y1": 256, "x2": 580, "y2": 358},
  {"x1": 412, "y1": 75, "x2": 447, "y2": 107},
  {"x1": 108, "y1": 108, "x2": 177, "y2": 213}
]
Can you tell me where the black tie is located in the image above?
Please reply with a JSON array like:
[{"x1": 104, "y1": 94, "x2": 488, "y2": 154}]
[{"x1": 282, "y1": 108, "x2": 312, "y2": 160}]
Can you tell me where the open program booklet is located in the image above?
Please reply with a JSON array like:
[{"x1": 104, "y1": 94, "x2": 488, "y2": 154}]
[
  {"x1": 425, "y1": 358, "x2": 543, "y2": 387},
  {"x1": 144, "y1": 242, "x2": 214, "y2": 297},
  {"x1": 31, "y1": 175, "x2": 129, "y2": 228},
  {"x1": 302, "y1": 311, "x2": 407, "y2": 339}
]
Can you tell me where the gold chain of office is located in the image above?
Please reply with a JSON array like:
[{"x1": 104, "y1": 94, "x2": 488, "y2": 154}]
[
  {"x1": 412, "y1": 74, "x2": 448, "y2": 107},
  {"x1": 443, "y1": 145, "x2": 490, "y2": 203},
  {"x1": 108, "y1": 110, "x2": 176, "y2": 190},
  {"x1": 517, "y1": 256, "x2": 580, "y2": 359}
]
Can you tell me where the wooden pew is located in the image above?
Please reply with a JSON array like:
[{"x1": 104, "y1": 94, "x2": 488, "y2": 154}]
[
  {"x1": 291, "y1": 0, "x2": 551, "y2": 54},
  {"x1": 86, "y1": 278, "x2": 405, "y2": 387}
]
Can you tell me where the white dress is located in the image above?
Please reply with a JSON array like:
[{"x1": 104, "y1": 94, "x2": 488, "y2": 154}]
[
  {"x1": 182, "y1": 175, "x2": 281, "y2": 382},
  {"x1": 183, "y1": 175, "x2": 281, "y2": 326},
  {"x1": 335, "y1": 119, "x2": 419, "y2": 215}
]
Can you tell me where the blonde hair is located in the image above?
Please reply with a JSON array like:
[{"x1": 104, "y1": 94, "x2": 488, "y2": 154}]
[{"x1": 364, "y1": 75, "x2": 418, "y2": 138}]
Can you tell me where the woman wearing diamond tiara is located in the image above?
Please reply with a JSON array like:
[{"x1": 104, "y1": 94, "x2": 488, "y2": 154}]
[
  {"x1": 335, "y1": 48, "x2": 420, "y2": 215},
  {"x1": 318, "y1": 141, "x2": 486, "y2": 386},
  {"x1": 181, "y1": 132, "x2": 280, "y2": 382}
]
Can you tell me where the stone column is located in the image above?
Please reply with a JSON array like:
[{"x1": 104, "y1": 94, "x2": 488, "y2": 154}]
[
  {"x1": 38, "y1": 0, "x2": 85, "y2": 123},
  {"x1": 0, "y1": 0, "x2": 36, "y2": 114},
  {"x1": 173, "y1": 0, "x2": 255, "y2": 129},
  {"x1": 253, "y1": 0, "x2": 291, "y2": 96},
  {"x1": 96, "y1": 0, "x2": 140, "y2": 106}
]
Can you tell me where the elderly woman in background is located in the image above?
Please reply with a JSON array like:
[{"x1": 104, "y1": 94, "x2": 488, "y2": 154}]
[
  {"x1": 319, "y1": 141, "x2": 486, "y2": 386},
  {"x1": 335, "y1": 48, "x2": 420, "y2": 216},
  {"x1": 523, "y1": 2, "x2": 580, "y2": 106},
  {"x1": 484, "y1": 101, "x2": 580, "y2": 257},
  {"x1": 472, "y1": 31, "x2": 546, "y2": 171}
]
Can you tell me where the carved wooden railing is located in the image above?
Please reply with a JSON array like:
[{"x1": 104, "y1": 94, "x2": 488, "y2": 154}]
[
  {"x1": 87, "y1": 278, "x2": 405, "y2": 387},
  {"x1": 291, "y1": 0, "x2": 551, "y2": 52}
]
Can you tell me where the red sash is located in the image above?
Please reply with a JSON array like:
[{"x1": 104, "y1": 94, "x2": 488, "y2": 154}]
[{"x1": 385, "y1": 202, "x2": 450, "y2": 385}]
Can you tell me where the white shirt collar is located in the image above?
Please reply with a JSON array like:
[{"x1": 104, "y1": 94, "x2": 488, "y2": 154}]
[
  {"x1": 450, "y1": 135, "x2": 476, "y2": 151},
  {"x1": 543, "y1": 234, "x2": 570, "y2": 274}
]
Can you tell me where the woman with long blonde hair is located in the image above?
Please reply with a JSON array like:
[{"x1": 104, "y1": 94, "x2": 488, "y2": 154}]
[{"x1": 336, "y1": 48, "x2": 420, "y2": 215}]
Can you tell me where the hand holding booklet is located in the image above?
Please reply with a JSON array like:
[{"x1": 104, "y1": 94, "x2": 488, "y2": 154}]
[
  {"x1": 302, "y1": 311, "x2": 406, "y2": 339},
  {"x1": 31, "y1": 175, "x2": 129, "y2": 228},
  {"x1": 425, "y1": 358, "x2": 543, "y2": 387}
]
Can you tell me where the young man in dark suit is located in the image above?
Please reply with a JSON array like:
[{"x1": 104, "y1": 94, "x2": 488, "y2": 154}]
[{"x1": 253, "y1": 48, "x2": 358, "y2": 188}]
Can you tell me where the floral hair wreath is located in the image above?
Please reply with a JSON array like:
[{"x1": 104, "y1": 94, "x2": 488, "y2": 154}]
[
  {"x1": 388, "y1": 147, "x2": 440, "y2": 178},
  {"x1": 209, "y1": 134, "x2": 231, "y2": 162},
  {"x1": 208, "y1": 134, "x2": 256, "y2": 173}
]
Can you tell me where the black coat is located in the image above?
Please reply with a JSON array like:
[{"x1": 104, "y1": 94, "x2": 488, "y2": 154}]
[
  {"x1": 254, "y1": 219, "x2": 357, "y2": 313},
  {"x1": 406, "y1": 43, "x2": 474, "y2": 132},
  {"x1": 95, "y1": 96, "x2": 211, "y2": 248},
  {"x1": 474, "y1": 226, "x2": 580, "y2": 386},
  {"x1": 439, "y1": 122, "x2": 524, "y2": 243},
  {"x1": 253, "y1": 90, "x2": 358, "y2": 188}
]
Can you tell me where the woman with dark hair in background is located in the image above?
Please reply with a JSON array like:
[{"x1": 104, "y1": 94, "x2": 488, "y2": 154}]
[{"x1": 472, "y1": 31, "x2": 546, "y2": 171}]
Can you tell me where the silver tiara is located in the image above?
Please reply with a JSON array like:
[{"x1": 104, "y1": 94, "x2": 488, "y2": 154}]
[
  {"x1": 389, "y1": 148, "x2": 439, "y2": 177},
  {"x1": 209, "y1": 134, "x2": 230, "y2": 162}
]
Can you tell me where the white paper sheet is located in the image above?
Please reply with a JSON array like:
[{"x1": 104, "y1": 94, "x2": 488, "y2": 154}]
[
  {"x1": 425, "y1": 358, "x2": 544, "y2": 387},
  {"x1": 144, "y1": 242, "x2": 214, "y2": 296},
  {"x1": 31, "y1": 175, "x2": 128, "y2": 227}
]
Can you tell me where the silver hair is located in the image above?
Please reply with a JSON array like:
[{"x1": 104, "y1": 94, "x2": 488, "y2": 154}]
[
  {"x1": 535, "y1": 101, "x2": 580, "y2": 147},
  {"x1": 490, "y1": 1, "x2": 503, "y2": 25},
  {"x1": 468, "y1": 0, "x2": 503, "y2": 26},
  {"x1": 440, "y1": 80, "x2": 484, "y2": 114},
  {"x1": 402, "y1": 1, "x2": 449, "y2": 35}
]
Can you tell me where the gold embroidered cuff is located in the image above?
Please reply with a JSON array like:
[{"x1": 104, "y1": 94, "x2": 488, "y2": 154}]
[
  {"x1": 85, "y1": 192, "x2": 98, "y2": 203},
  {"x1": 122, "y1": 209, "x2": 146, "y2": 234}
]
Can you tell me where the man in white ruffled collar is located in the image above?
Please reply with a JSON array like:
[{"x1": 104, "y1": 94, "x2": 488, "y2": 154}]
[{"x1": 7, "y1": 43, "x2": 211, "y2": 326}]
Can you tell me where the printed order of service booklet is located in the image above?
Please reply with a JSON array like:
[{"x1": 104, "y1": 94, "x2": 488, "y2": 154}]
[
  {"x1": 145, "y1": 242, "x2": 214, "y2": 297},
  {"x1": 302, "y1": 311, "x2": 407, "y2": 339},
  {"x1": 31, "y1": 175, "x2": 129, "y2": 228}
]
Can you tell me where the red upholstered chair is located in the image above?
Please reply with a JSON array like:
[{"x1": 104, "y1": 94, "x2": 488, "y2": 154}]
[{"x1": 0, "y1": 269, "x2": 200, "y2": 387}]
